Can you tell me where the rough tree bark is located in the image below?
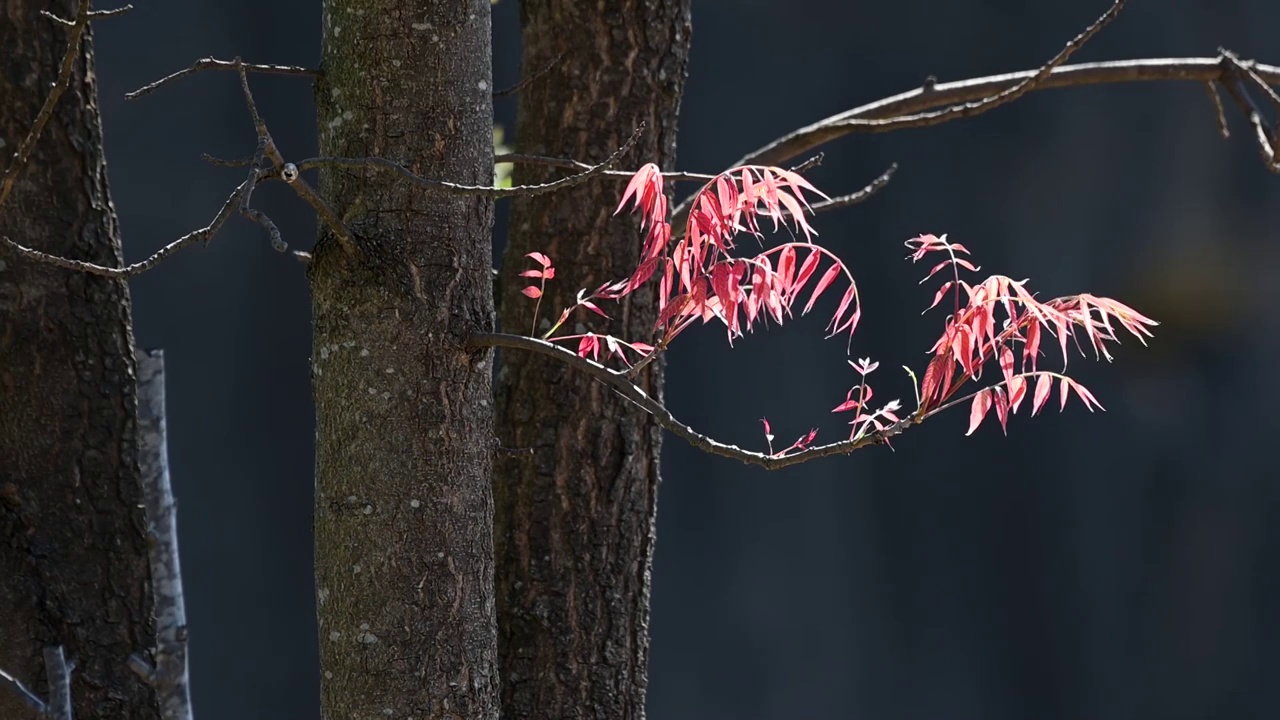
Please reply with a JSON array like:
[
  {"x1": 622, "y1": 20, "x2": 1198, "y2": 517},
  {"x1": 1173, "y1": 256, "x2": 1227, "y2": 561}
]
[
  {"x1": 494, "y1": 2, "x2": 691, "y2": 719},
  {"x1": 310, "y1": 1, "x2": 499, "y2": 719},
  {"x1": 0, "y1": 3, "x2": 159, "y2": 720}
]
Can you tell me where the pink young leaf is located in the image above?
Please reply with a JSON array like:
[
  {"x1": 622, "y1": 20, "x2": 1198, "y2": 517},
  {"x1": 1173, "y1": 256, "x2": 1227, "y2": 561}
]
[
  {"x1": 803, "y1": 264, "x2": 842, "y2": 315},
  {"x1": 1008, "y1": 375, "x2": 1028, "y2": 414},
  {"x1": 926, "y1": 281, "x2": 954, "y2": 312},
  {"x1": 581, "y1": 300, "x2": 610, "y2": 319},
  {"x1": 966, "y1": 389, "x2": 992, "y2": 436},
  {"x1": 577, "y1": 334, "x2": 600, "y2": 361},
  {"x1": 1031, "y1": 373, "x2": 1053, "y2": 416},
  {"x1": 829, "y1": 284, "x2": 860, "y2": 339},
  {"x1": 518, "y1": 269, "x2": 544, "y2": 279},
  {"x1": 526, "y1": 252, "x2": 552, "y2": 268},
  {"x1": 1069, "y1": 378, "x2": 1104, "y2": 411},
  {"x1": 999, "y1": 346, "x2": 1016, "y2": 389},
  {"x1": 521, "y1": 286, "x2": 542, "y2": 299},
  {"x1": 993, "y1": 387, "x2": 1010, "y2": 434},
  {"x1": 792, "y1": 251, "x2": 822, "y2": 304}
]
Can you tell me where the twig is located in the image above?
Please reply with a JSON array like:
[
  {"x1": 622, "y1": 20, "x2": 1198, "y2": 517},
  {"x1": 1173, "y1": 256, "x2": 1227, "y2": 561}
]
[
  {"x1": 671, "y1": 0, "x2": 1127, "y2": 227},
  {"x1": 233, "y1": 62, "x2": 288, "y2": 251},
  {"x1": 131, "y1": 350, "x2": 194, "y2": 720},
  {"x1": 493, "y1": 51, "x2": 564, "y2": 98},
  {"x1": 809, "y1": 163, "x2": 898, "y2": 214},
  {"x1": 125, "y1": 58, "x2": 319, "y2": 100},
  {"x1": 1219, "y1": 52, "x2": 1280, "y2": 172},
  {"x1": 199, "y1": 153, "x2": 254, "y2": 168},
  {"x1": 814, "y1": 0, "x2": 1126, "y2": 134},
  {"x1": 231, "y1": 59, "x2": 354, "y2": 253},
  {"x1": 789, "y1": 153, "x2": 825, "y2": 174},
  {"x1": 41, "y1": 4, "x2": 132, "y2": 24},
  {"x1": 3, "y1": 181, "x2": 248, "y2": 277},
  {"x1": 469, "y1": 332, "x2": 912, "y2": 470},
  {"x1": 43, "y1": 647, "x2": 73, "y2": 720},
  {"x1": 0, "y1": 665, "x2": 47, "y2": 715},
  {"x1": 296, "y1": 123, "x2": 646, "y2": 199},
  {"x1": 730, "y1": 56, "x2": 1280, "y2": 174},
  {"x1": 0, "y1": 0, "x2": 92, "y2": 211},
  {"x1": 238, "y1": 135, "x2": 286, "y2": 251},
  {"x1": 494, "y1": 153, "x2": 720, "y2": 182},
  {"x1": 1204, "y1": 81, "x2": 1230, "y2": 139}
]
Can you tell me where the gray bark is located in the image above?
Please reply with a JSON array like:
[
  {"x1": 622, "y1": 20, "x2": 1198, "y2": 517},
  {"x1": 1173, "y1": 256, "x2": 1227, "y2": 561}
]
[
  {"x1": 310, "y1": 1, "x2": 499, "y2": 718},
  {"x1": 0, "y1": 3, "x2": 159, "y2": 719},
  {"x1": 494, "y1": 2, "x2": 692, "y2": 719}
]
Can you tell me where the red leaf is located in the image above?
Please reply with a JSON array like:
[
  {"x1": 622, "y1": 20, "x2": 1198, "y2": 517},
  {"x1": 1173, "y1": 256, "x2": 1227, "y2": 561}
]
[
  {"x1": 1032, "y1": 373, "x2": 1053, "y2": 416},
  {"x1": 624, "y1": 256, "x2": 661, "y2": 294},
  {"x1": 927, "y1": 281, "x2": 954, "y2": 312},
  {"x1": 1008, "y1": 375, "x2": 1028, "y2": 414},
  {"x1": 581, "y1": 300, "x2": 610, "y2": 319},
  {"x1": 526, "y1": 251, "x2": 552, "y2": 268},
  {"x1": 993, "y1": 387, "x2": 1010, "y2": 434},
  {"x1": 760, "y1": 417, "x2": 774, "y2": 443},
  {"x1": 577, "y1": 334, "x2": 600, "y2": 361},
  {"x1": 1023, "y1": 320, "x2": 1041, "y2": 371},
  {"x1": 830, "y1": 282, "x2": 859, "y2": 336},
  {"x1": 1068, "y1": 378, "x2": 1104, "y2": 411},
  {"x1": 518, "y1": 269, "x2": 544, "y2": 278},
  {"x1": 778, "y1": 245, "x2": 797, "y2": 295},
  {"x1": 615, "y1": 163, "x2": 661, "y2": 217},
  {"x1": 792, "y1": 251, "x2": 822, "y2": 304},
  {"x1": 966, "y1": 390, "x2": 992, "y2": 435},
  {"x1": 832, "y1": 387, "x2": 862, "y2": 413},
  {"x1": 803, "y1": 263, "x2": 842, "y2": 315},
  {"x1": 521, "y1": 286, "x2": 542, "y2": 299},
  {"x1": 999, "y1": 345, "x2": 1016, "y2": 389}
]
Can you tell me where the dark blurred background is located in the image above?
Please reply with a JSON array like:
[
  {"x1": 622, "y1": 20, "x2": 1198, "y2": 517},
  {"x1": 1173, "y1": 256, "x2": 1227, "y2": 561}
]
[{"x1": 91, "y1": 1, "x2": 1279, "y2": 719}]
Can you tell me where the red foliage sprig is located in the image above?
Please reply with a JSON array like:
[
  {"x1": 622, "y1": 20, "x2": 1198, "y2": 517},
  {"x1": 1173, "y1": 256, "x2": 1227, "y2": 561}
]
[
  {"x1": 513, "y1": 163, "x2": 1157, "y2": 458},
  {"x1": 905, "y1": 233, "x2": 1157, "y2": 435}
]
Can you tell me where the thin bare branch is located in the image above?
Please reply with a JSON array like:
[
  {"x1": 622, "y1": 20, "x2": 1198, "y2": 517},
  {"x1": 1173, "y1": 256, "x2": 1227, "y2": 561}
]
[
  {"x1": 1220, "y1": 55, "x2": 1280, "y2": 173},
  {"x1": 493, "y1": 51, "x2": 564, "y2": 98},
  {"x1": 3, "y1": 181, "x2": 246, "y2": 277},
  {"x1": 232, "y1": 61, "x2": 289, "y2": 251},
  {"x1": 0, "y1": 665, "x2": 47, "y2": 715},
  {"x1": 469, "y1": 332, "x2": 912, "y2": 470},
  {"x1": 43, "y1": 647, "x2": 73, "y2": 720},
  {"x1": 810, "y1": 163, "x2": 898, "y2": 214},
  {"x1": 0, "y1": 0, "x2": 91, "y2": 211},
  {"x1": 200, "y1": 152, "x2": 254, "y2": 168},
  {"x1": 41, "y1": 4, "x2": 132, "y2": 24},
  {"x1": 1205, "y1": 81, "x2": 1230, "y2": 139},
  {"x1": 125, "y1": 58, "x2": 319, "y2": 101},
  {"x1": 297, "y1": 123, "x2": 646, "y2": 199},
  {"x1": 494, "y1": 153, "x2": 720, "y2": 182},
  {"x1": 734, "y1": 56, "x2": 1280, "y2": 172},
  {"x1": 670, "y1": 0, "x2": 1127, "y2": 227},
  {"x1": 239, "y1": 134, "x2": 286, "y2": 251},
  {"x1": 131, "y1": 350, "x2": 194, "y2": 720}
]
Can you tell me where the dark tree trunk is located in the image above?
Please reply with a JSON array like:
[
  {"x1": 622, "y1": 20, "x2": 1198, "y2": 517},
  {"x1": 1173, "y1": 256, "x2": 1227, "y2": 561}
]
[
  {"x1": 0, "y1": 3, "x2": 159, "y2": 720},
  {"x1": 310, "y1": 1, "x2": 499, "y2": 718},
  {"x1": 494, "y1": 2, "x2": 691, "y2": 719}
]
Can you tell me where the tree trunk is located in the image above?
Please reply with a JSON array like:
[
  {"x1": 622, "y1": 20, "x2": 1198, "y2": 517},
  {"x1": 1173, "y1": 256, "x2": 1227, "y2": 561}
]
[
  {"x1": 0, "y1": 4, "x2": 159, "y2": 720},
  {"x1": 310, "y1": 1, "x2": 499, "y2": 719},
  {"x1": 493, "y1": 2, "x2": 691, "y2": 719}
]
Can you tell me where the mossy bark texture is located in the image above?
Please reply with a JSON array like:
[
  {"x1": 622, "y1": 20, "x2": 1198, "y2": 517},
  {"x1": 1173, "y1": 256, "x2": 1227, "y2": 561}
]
[
  {"x1": 494, "y1": 2, "x2": 692, "y2": 719},
  {"x1": 311, "y1": 1, "x2": 499, "y2": 719},
  {"x1": 0, "y1": 2, "x2": 158, "y2": 719}
]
